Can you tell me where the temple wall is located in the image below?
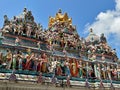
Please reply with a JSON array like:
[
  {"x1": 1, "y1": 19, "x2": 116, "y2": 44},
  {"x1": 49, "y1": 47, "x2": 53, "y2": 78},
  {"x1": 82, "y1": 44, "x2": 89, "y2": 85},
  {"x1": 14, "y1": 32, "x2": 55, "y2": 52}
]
[{"x1": 0, "y1": 81, "x2": 119, "y2": 90}]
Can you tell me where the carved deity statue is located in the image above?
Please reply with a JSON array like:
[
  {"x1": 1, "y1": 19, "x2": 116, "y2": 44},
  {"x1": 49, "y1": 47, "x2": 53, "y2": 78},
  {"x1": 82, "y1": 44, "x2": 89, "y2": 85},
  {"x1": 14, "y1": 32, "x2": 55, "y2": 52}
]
[
  {"x1": 4, "y1": 15, "x2": 10, "y2": 26},
  {"x1": 6, "y1": 49, "x2": 12, "y2": 69},
  {"x1": 100, "y1": 33, "x2": 107, "y2": 43},
  {"x1": 78, "y1": 60, "x2": 83, "y2": 78}
]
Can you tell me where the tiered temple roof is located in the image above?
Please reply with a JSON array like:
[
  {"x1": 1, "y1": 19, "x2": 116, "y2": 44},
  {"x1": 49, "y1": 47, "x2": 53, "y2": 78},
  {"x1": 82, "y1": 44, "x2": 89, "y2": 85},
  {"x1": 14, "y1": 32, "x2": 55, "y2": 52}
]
[{"x1": 0, "y1": 8, "x2": 119, "y2": 88}]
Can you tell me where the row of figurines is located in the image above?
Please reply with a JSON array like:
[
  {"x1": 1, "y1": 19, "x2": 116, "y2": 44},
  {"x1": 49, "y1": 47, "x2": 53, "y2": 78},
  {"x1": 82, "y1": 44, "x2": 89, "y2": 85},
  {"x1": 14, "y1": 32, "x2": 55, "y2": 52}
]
[
  {"x1": 0, "y1": 49, "x2": 118, "y2": 80},
  {"x1": 2, "y1": 23, "x2": 79, "y2": 48},
  {"x1": 2, "y1": 23, "x2": 80, "y2": 49},
  {"x1": 14, "y1": 36, "x2": 118, "y2": 62},
  {"x1": 2, "y1": 14, "x2": 76, "y2": 39},
  {"x1": 2, "y1": 13, "x2": 116, "y2": 57}
]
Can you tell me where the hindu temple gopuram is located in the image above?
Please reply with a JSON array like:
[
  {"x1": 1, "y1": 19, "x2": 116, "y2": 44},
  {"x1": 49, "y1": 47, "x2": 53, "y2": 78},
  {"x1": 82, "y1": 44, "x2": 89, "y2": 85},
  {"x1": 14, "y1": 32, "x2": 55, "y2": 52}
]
[{"x1": 0, "y1": 8, "x2": 119, "y2": 90}]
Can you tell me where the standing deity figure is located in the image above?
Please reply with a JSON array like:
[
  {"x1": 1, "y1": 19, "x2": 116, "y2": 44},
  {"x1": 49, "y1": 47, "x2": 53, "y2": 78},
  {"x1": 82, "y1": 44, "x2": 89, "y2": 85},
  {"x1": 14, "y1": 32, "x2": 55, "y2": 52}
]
[
  {"x1": 23, "y1": 7, "x2": 28, "y2": 16},
  {"x1": 12, "y1": 54, "x2": 17, "y2": 70},
  {"x1": 26, "y1": 23, "x2": 32, "y2": 37},
  {"x1": 6, "y1": 50, "x2": 12, "y2": 69},
  {"x1": 107, "y1": 65, "x2": 111, "y2": 80},
  {"x1": 78, "y1": 60, "x2": 83, "y2": 78},
  {"x1": 56, "y1": 61, "x2": 62, "y2": 76},
  {"x1": 36, "y1": 55, "x2": 42, "y2": 72},
  {"x1": 32, "y1": 53, "x2": 38, "y2": 71},
  {"x1": 3, "y1": 15, "x2": 10, "y2": 26},
  {"x1": 70, "y1": 59, "x2": 78, "y2": 77},
  {"x1": 101, "y1": 64, "x2": 106, "y2": 79},
  {"x1": 96, "y1": 64, "x2": 101, "y2": 79},
  {"x1": 65, "y1": 58, "x2": 70, "y2": 77},
  {"x1": 86, "y1": 62, "x2": 89, "y2": 78},
  {"x1": 41, "y1": 53, "x2": 48, "y2": 73},
  {"x1": 50, "y1": 57, "x2": 57, "y2": 73},
  {"x1": 17, "y1": 51, "x2": 24, "y2": 70}
]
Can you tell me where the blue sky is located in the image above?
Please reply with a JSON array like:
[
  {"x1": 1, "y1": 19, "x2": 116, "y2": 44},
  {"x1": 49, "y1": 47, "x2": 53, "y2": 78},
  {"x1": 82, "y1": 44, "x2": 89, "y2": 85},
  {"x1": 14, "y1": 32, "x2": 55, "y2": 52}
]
[{"x1": 0, "y1": 0, "x2": 119, "y2": 59}]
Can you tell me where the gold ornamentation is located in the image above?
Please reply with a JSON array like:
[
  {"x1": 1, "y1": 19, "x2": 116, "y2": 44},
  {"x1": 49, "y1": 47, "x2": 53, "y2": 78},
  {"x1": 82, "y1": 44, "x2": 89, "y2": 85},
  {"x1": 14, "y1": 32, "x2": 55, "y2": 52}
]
[{"x1": 48, "y1": 9, "x2": 72, "y2": 27}]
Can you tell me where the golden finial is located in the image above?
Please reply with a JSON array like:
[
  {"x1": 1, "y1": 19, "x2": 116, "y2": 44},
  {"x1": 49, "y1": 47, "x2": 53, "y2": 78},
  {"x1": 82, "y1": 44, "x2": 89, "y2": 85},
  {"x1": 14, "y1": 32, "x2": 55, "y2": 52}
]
[{"x1": 48, "y1": 9, "x2": 72, "y2": 27}]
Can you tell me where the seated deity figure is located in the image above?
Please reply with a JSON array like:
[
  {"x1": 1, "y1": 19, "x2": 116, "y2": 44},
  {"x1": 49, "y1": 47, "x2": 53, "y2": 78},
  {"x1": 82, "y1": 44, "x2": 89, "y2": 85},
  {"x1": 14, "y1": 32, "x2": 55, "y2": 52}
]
[
  {"x1": 37, "y1": 23, "x2": 43, "y2": 31},
  {"x1": 56, "y1": 61, "x2": 62, "y2": 76},
  {"x1": 25, "y1": 11, "x2": 34, "y2": 23},
  {"x1": 25, "y1": 53, "x2": 35, "y2": 70},
  {"x1": 18, "y1": 23, "x2": 23, "y2": 35},
  {"x1": 15, "y1": 37, "x2": 20, "y2": 46},
  {"x1": 37, "y1": 41, "x2": 41, "y2": 50},
  {"x1": 13, "y1": 24, "x2": 19, "y2": 34},
  {"x1": 6, "y1": 49, "x2": 12, "y2": 69},
  {"x1": 100, "y1": 33, "x2": 107, "y2": 43},
  {"x1": 2, "y1": 24, "x2": 11, "y2": 33},
  {"x1": 112, "y1": 68, "x2": 118, "y2": 80},
  {"x1": 11, "y1": 16, "x2": 17, "y2": 24},
  {"x1": 26, "y1": 23, "x2": 32, "y2": 37}
]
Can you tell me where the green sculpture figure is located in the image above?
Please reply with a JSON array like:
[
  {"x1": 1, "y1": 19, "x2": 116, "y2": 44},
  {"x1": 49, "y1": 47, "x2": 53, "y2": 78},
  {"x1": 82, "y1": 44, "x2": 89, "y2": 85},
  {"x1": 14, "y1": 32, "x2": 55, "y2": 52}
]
[
  {"x1": 78, "y1": 60, "x2": 83, "y2": 78},
  {"x1": 95, "y1": 64, "x2": 101, "y2": 79}
]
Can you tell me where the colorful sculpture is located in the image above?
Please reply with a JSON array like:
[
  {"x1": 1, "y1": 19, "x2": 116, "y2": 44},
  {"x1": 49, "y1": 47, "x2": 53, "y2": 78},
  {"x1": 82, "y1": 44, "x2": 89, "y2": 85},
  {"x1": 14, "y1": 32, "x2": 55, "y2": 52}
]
[{"x1": 0, "y1": 8, "x2": 119, "y2": 88}]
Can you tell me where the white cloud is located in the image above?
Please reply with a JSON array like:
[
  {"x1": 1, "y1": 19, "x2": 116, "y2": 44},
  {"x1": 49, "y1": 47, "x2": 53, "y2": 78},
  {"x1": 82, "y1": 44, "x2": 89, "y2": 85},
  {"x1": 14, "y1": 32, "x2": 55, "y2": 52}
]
[
  {"x1": 116, "y1": 0, "x2": 120, "y2": 11},
  {"x1": 85, "y1": 0, "x2": 120, "y2": 47}
]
